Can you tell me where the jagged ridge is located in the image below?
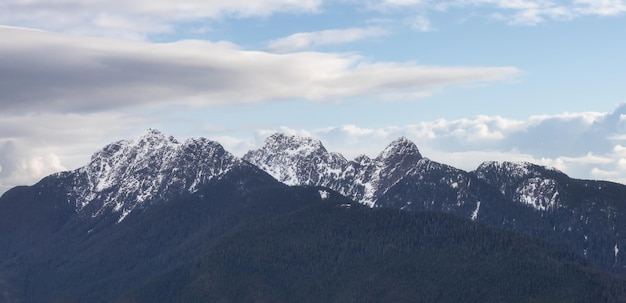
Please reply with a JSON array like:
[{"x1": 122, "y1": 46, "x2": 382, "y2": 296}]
[
  {"x1": 62, "y1": 129, "x2": 240, "y2": 222},
  {"x1": 243, "y1": 135, "x2": 423, "y2": 207}
]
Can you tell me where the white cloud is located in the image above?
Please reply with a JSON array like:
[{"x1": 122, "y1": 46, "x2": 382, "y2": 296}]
[
  {"x1": 267, "y1": 27, "x2": 388, "y2": 52},
  {"x1": 591, "y1": 167, "x2": 620, "y2": 179},
  {"x1": 383, "y1": 0, "x2": 428, "y2": 5},
  {"x1": 0, "y1": 0, "x2": 322, "y2": 39},
  {"x1": 614, "y1": 144, "x2": 626, "y2": 155},
  {"x1": 0, "y1": 142, "x2": 66, "y2": 193},
  {"x1": 0, "y1": 26, "x2": 520, "y2": 114},
  {"x1": 574, "y1": 0, "x2": 626, "y2": 16},
  {"x1": 0, "y1": 0, "x2": 622, "y2": 43},
  {"x1": 618, "y1": 158, "x2": 626, "y2": 169},
  {"x1": 0, "y1": 111, "x2": 149, "y2": 193},
  {"x1": 447, "y1": 0, "x2": 574, "y2": 25}
]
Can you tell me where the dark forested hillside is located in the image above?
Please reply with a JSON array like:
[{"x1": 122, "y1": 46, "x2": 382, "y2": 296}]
[
  {"x1": 125, "y1": 203, "x2": 626, "y2": 303},
  {"x1": 0, "y1": 164, "x2": 350, "y2": 303}
]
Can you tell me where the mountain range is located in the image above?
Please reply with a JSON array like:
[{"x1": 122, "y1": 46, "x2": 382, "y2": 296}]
[
  {"x1": 245, "y1": 132, "x2": 626, "y2": 269},
  {"x1": 2, "y1": 129, "x2": 626, "y2": 302}
]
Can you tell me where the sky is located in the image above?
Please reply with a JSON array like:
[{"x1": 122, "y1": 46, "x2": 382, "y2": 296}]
[{"x1": 1, "y1": 0, "x2": 626, "y2": 194}]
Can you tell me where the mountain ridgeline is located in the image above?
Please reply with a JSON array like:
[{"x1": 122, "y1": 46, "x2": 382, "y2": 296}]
[
  {"x1": 2, "y1": 129, "x2": 626, "y2": 302},
  {"x1": 244, "y1": 133, "x2": 626, "y2": 271}
]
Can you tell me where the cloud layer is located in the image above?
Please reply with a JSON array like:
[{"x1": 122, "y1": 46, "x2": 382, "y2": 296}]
[
  {"x1": 0, "y1": 27, "x2": 519, "y2": 114},
  {"x1": 0, "y1": 0, "x2": 323, "y2": 39}
]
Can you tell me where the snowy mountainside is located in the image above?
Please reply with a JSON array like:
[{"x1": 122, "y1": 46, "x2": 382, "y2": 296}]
[
  {"x1": 62, "y1": 129, "x2": 240, "y2": 222},
  {"x1": 243, "y1": 135, "x2": 423, "y2": 207},
  {"x1": 473, "y1": 161, "x2": 564, "y2": 211},
  {"x1": 242, "y1": 133, "x2": 347, "y2": 187},
  {"x1": 245, "y1": 133, "x2": 570, "y2": 214}
]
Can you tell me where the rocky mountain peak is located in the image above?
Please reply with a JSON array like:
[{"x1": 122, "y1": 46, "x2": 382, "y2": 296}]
[
  {"x1": 377, "y1": 136, "x2": 422, "y2": 161},
  {"x1": 245, "y1": 134, "x2": 426, "y2": 207},
  {"x1": 262, "y1": 133, "x2": 327, "y2": 156},
  {"x1": 475, "y1": 161, "x2": 532, "y2": 179},
  {"x1": 475, "y1": 161, "x2": 563, "y2": 181},
  {"x1": 243, "y1": 133, "x2": 347, "y2": 187},
  {"x1": 70, "y1": 130, "x2": 239, "y2": 222},
  {"x1": 374, "y1": 137, "x2": 423, "y2": 181},
  {"x1": 473, "y1": 161, "x2": 563, "y2": 211},
  {"x1": 353, "y1": 154, "x2": 372, "y2": 166}
]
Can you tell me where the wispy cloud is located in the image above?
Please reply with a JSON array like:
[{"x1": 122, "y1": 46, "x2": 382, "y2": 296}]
[
  {"x1": 0, "y1": 0, "x2": 323, "y2": 39},
  {"x1": 375, "y1": 0, "x2": 626, "y2": 25},
  {"x1": 266, "y1": 27, "x2": 388, "y2": 52},
  {"x1": 410, "y1": 15, "x2": 437, "y2": 31},
  {"x1": 573, "y1": 0, "x2": 626, "y2": 16},
  {"x1": 1, "y1": 0, "x2": 623, "y2": 41}
]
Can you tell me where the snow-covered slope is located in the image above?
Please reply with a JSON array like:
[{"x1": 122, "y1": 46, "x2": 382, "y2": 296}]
[
  {"x1": 62, "y1": 129, "x2": 240, "y2": 222},
  {"x1": 473, "y1": 161, "x2": 564, "y2": 211},
  {"x1": 242, "y1": 133, "x2": 347, "y2": 187},
  {"x1": 244, "y1": 134, "x2": 423, "y2": 207}
]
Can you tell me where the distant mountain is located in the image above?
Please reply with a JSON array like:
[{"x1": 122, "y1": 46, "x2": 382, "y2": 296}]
[
  {"x1": 473, "y1": 161, "x2": 626, "y2": 268},
  {"x1": 3, "y1": 130, "x2": 626, "y2": 302},
  {"x1": 245, "y1": 133, "x2": 626, "y2": 270}
]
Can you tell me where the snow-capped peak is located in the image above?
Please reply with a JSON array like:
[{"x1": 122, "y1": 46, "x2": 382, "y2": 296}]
[
  {"x1": 473, "y1": 161, "x2": 562, "y2": 211},
  {"x1": 243, "y1": 133, "x2": 347, "y2": 187},
  {"x1": 377, "y1": 137, "x2": 422, "y2": 161},
  {"x1": 475, "y1": 161, "x2": 532, "y2": 181},
  {"x1": 475, "y1": 161, "x2": 563, "y2": 180},
  {"x1": 263, "y1": 133, "x2": 328, "y2": 156},
  {"x1": 353, "y1": 154, "x2": 372, "y2": 166},
  {"x1": 69, "y1": 130, "x2": 239, "y2": 222},
  {"x1": 245, "y1": 134, "x2": 425, "y2": 208}
]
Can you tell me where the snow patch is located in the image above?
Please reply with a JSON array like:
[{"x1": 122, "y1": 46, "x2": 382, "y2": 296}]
[
  {"x1": 117, "y1": 208, "x2": 131, "y2": 223},
  {"x1": 319, "y1": 189, "x2": 330, "y2": 200},
  {"x1": 471, "y1": 201, "x2": 481, "y2": 221},
  {"x1": 516, "y1": 178, "x2": 558, "y2": 211}
]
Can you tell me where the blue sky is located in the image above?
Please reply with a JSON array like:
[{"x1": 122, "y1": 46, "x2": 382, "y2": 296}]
[{"x1": 1, "y1": 0, "x2": 626, "y2": 194}]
